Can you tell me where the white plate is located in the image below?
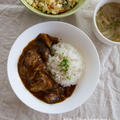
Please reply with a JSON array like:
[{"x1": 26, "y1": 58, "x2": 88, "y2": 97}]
[{"x1": 7, "y1": 21, "x2": 100, "y2": 114}]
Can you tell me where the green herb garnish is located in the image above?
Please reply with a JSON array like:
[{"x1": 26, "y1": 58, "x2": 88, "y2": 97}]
[
  {"x1": 102, "y1": 20, "x2": 104, "y2": 24},
  {"x1": 62, "y1": 0, "x2": 68, "y2": 8},
  {"x1": 109, "y1": 19, "x2": 120, "y2": 27},
  {"x1": 47, "y1": 69, "x2": 51, "y2": 73},
  {"x1": 51, "y1": 49, "x2": 56, "y2": 57},
  {"x1": 66, "y1": 76, "x2": 71, "y2": 80},
  {"x1": 58, "y1": 57, "x2": 69, "y2": 74},
  {"x1": 52, "y1": 73, "x2": 56, "y2": 78}
]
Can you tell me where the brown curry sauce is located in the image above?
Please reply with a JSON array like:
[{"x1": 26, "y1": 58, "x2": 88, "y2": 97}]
[{"x1": 18, "y1": 33, "x2": 76, "y2": 104}]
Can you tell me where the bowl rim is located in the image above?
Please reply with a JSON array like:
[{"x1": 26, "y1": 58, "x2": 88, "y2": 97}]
[
  {"x1": 20, "y1": 0, "x2": 86, "y2": 18},
  {"x1": 93, "y1": 0, "x2": 120, "y2": 45},
  {"x1": 7, "y1": 21, "x2": 100, "y2": 114}
]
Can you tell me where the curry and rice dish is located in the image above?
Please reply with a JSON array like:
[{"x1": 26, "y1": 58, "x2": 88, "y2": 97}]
[
  {"x1": 18, "y1": 33, "x2": 84, "y2": 104},
  {"x1": 26, "y1": 0, "x2": 79, "y2": 14},
  {"x1": 96, "y1": 2, "x2": 120, "y2": 42}
]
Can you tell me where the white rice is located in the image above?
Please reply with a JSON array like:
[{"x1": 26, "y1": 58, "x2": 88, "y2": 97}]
[{"x1": 47, "y1": 42, "x2": 85, "y2": 87}]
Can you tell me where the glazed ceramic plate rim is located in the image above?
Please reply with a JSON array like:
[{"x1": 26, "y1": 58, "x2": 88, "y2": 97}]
[
  {"x1": 20, "y1": 0, "x2": 86, "y2": 18},
  {"x1": 7, "y1": 21, "x2": 100, "y2": 114}
]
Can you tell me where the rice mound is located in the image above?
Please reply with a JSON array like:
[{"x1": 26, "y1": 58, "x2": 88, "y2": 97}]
[{"x1": 47, "y1": 42, "x2": 85, "y2": 87}]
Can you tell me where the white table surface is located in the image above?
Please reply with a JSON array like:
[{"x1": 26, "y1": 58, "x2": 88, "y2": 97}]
[{"x1": 0, "y1": 0, "x2": 120, "y2": 120}]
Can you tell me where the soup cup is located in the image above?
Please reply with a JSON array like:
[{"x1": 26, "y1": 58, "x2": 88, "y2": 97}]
[{"x1": 93, "y1": 0, "x2": 120, "y2": 45}]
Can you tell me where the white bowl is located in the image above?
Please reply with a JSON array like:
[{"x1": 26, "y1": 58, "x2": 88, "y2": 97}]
[
  {"x1": 7, "y1": 21, "x2": 100, "y2": 114},
  {"x1": 93, "y1": 0, "x2": 120, "y2": 45}
]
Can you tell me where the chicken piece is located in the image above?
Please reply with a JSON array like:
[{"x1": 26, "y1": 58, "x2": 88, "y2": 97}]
[
  {"x1": 19, "y1": 65, "x2": 29, "y2": 80},
  {"x1": 30, "y1": 71, "x2": 53, "y2": 92},
  {"x1": 24, "y1": 50, "x2": 42, "y2": 68},
  {"x1": 18, "y1": 56, "x2": 36, "y2": 83}
]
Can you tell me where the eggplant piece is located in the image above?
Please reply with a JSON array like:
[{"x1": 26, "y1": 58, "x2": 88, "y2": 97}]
[
  {"x1": 44, "y1": 93, "x2": 60, "y2": 103},
  {"x1": 41, "y1": 48, "x2": 50, "y2": 63},
  {"x1": 36, "y1": 33, "x2": 52, "y2": 48},
  {"x1": 40, "y1": 34, "x2": 52, "y2": 47},
  {"x1": 36, "y1": 40, "x2": 50, "y2": 63},
  {"x1": 37, "y1": 33, "x2": 59, "y2": 48},
  {"x1": 36, "y1": 33, "x2": 59, "y2": 62},
  {"x1": 44, "y1": 87, "x2": 65, "y2": 103},
  {"x1": 64, "y1": 85, "x2": 76, "y2": 97},
  {"x1": 48, "y1": 35, "x2": 59, "y2": 44}
]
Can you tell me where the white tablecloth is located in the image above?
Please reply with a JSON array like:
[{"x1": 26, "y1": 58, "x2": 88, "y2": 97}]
[{"x1": 0, "y1": 0, "x2": 120, "y2": 120}]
